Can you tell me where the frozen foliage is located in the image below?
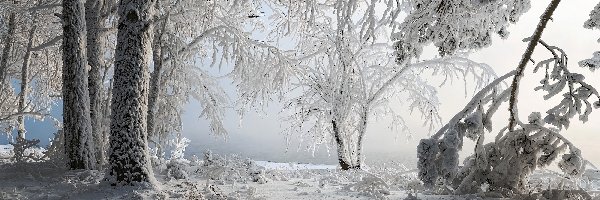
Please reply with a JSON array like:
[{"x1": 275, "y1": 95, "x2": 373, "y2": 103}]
[
  {"x1": 579, "y1": 52, "x2": 600, "y2": 72},
  {"x1": 9, "y1": 137, "x2": 41, "y2": 162},
  {"x1": 392, "y1": 0, "x2": 531, "y2": 61},
  {"x1": 42, "y1": 130, "x2": 67, "y2": 167},
  {"x1": 166, "y1": 137, "x2": 191, "y2": 180},
  {"x1": 238, "y1": 0, "x2": 497, "y2": 170},
  {"x1": 416, "y1": 2, "x2": 600, "y2": 196},
  {"x1": 343, "y1": 175, "x2": 391, "y2": 199},
  {"x1": 147, "y1": 0, "x2": 274, "y2": 154},
  {"x1": 584, "y1": 2, "x2": 600, "y2": 31},
  {"x1": 417, "y1": 138, "x2": 438, "y2": 188},
  {"x1": 0, "y1": 1, "x2": 62, "y2": 142}
]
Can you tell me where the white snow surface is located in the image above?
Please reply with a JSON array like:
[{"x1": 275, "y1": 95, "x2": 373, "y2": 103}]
[
  {"x1": 254, "y1": 161, "x2": 337, "y2": 170},
  {"x1": 1, "y1": 151, "x2": 600, "y2": 199}
]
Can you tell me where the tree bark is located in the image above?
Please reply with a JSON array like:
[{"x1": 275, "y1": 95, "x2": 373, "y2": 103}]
[
  {"x1": 17, "y1": 24, "x2": 37, "y2": 140},
  {"x1": 85, "y1": 0, "x2": 106, "y2": 169},
  {"x1": 355, "y1": 106, "x2": 368, "y2": 169},
  {"x1": 108, "y1": 0, "x2": 157, "y2": 186},
  {"x1": 332, "y1": 120, "x2": 361, "y2": 170},
  {"x1": 0, "y1": 13, "x2": 16, "y2": 83},
  {"x1": 147, "y1": 15, "x2": 166, "y2": 143},
  {"x1": 62, "y1": 0, "x2": 96, "y2": 170}
]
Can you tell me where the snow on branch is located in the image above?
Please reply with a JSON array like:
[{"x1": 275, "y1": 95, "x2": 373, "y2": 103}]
[
  {"x1": 418, "y1": 14, "x2": 600, "y2": 196},
  {"x1": 584, "y1": 2, "x2": 600, "y2": 31},
  {"x1": 392, "y1": 0, "x2": 531, "y2": 61}
]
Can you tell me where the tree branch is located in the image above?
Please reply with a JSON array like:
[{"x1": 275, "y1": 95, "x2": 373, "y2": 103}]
[
  {"x1": 31, "y1": 35, "x2": 63, "y2": 51},
  {"x1": 508, "y1": 0, "x2": 562, "y2": 131}
]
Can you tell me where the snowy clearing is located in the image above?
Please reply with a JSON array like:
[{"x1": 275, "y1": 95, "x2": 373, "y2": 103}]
[{"x1": 2, "y1": 149, "x2": 600, "y2": 200}]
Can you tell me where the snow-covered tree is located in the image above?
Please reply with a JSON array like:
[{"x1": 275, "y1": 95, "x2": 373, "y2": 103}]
[
  {"x1": 0, "y1": 1, "x2": 64, "y2": 161},
  {"x1": 106, "y1": 0, "x2": 158, "y2": 186},
  {"x1": 146, "y1": 0, "x2": 268, "y2": 153},
  {"x1": 85, "y1": 0, "x2": 118, "y2": 169},
  {"x1": 231, "y1": 0, "x2": 497, "y2": 170},
  {"x1": 62, "y1": 0, "x2": 96, "y2": 169},
  {"x1": 416, "y1": 0, "x2": 600, "y2": 196}
]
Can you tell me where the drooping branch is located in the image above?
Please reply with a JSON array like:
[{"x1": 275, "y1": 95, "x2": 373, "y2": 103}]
[{"x1": 432, "y1": 70, "x2": 516, "y2": 139}]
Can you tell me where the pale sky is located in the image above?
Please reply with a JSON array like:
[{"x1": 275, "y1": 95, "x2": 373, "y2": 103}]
[{"x1": 182, "y1": 0, "x2": 600, "y2": 166}]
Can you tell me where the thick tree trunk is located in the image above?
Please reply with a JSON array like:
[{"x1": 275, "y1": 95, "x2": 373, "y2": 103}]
[
  {"x1": 332, "y1": 120, "x2": 360, "y2": 170},
  {"x1": 17, "y1": 25, "x2": 37, "y2": 140},
  {"x1": 0, "y1": 13, "x2": 16, "y2": 82},
  {"x1": 108, "y1": 0, "x2": 157, "y2": 186},
  {"x1": 62, "y1": 0, "x2": 96, "y2": 170},
  {"x1": 85, "y1": 0, "x2": 106, "y2": 169}
]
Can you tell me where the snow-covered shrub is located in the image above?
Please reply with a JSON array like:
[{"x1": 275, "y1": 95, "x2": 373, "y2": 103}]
[
  {"x1": 150, "y1": 147, "x2": 167, "y2": 172},
  {"x1": 194, "y1": 152, "x2": 265, "y2": 184},
  {"x1": 166, "y1": 138, "x2": 191, "y2": 180},
  {"x1": 343, "y1": 175, "x2": 391, "y2": 199},
  {"x1": 10, "y1": 137, "x2": 43, "y2": 163},
  {"x1": 43, "y1": 130, "x2": 66, "y2": 166},
  {"x1": 166, "y1": 159, "x2": 189, "y2": 180},
  {"x1": 249, "y1": 169, "x2": 269, "y2": 184}
]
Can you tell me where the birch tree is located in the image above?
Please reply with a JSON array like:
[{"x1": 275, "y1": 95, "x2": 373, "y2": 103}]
[{"x1": 107, "y1": 0, "x2": 158, "y2": 186}]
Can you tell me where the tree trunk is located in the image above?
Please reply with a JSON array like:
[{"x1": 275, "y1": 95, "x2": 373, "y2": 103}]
[
  {"x1": 0, "y1": 13, "x2": 16, "y2": 82},
  {"x1": 332, "y1": 120, "x2": 360, "y2": 170},
  {"x1": 108, "y1": 0, "x2": 157, "y2": 186},
  {"x1": 147, "y1": 19, "x2": 166, "y2": 143},
  {"x1": 62, "y1": 0, "x2": 96, "y2": 170},
  {"x1": 17, "y1": 25, "x2": 37, "y2": 140},
  {"x1": 85, "y1": 0, "x2": 106, "y2": 169},
  {"x1": 355, "y1": 106, "x2": 368, "y2": 168}
]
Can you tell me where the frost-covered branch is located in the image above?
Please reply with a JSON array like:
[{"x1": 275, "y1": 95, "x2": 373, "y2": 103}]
[
  {"x1": 509, "y1": 0, "x2": 562, "y2": 131},
  {"x1": 418, "y1": 1, "x2": 600, "y2": 196}
]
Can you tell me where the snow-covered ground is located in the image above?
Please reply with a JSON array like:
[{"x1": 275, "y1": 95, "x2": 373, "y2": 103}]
[{"x1": 1, "y1": 147, "x2": 599, "y2": 200}]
